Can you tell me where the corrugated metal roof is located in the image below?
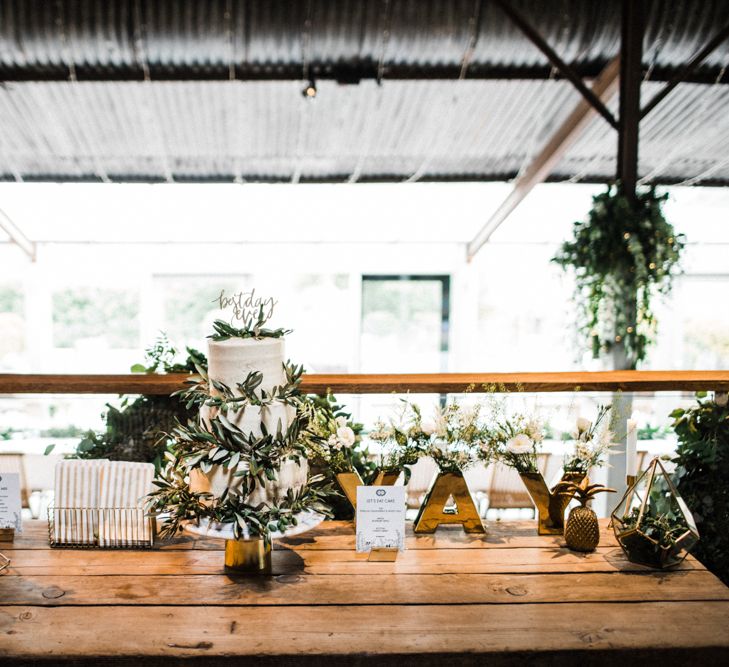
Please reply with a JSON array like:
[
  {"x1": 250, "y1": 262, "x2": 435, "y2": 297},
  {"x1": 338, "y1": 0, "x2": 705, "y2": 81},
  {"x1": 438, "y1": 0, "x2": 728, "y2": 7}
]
[
  {"x1": 0, "y1": 0, "x2": 728, "y2": 82},
  {"x1": 1, "y1": 78, "x2": 728, "y2": 185},
  {"x1": 0, "y1": 1, "x2": 728, "y2": 184}
]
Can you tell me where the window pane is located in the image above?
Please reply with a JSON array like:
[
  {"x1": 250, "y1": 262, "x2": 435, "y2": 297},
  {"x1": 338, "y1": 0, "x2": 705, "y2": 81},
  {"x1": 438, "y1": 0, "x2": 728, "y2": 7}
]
[
  {"x1": 52, "y1": 288, "x2": 140, "y2": 349},
  {"x1": 154, "y1": 276, "x2": 249, "y2": 350},
  {"x1": 361, "y1": 278, "x2": 447, "y2": 373},
  {"x1": 0, "y1": 283, "x2": 25, "y2": 370}
]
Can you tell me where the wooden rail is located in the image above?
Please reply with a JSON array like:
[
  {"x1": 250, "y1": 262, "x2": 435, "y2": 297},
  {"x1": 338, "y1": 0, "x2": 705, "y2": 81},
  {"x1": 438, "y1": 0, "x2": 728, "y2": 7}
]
[{"x1": 0, "y1": 371, "x2": 728, "y2": 395}]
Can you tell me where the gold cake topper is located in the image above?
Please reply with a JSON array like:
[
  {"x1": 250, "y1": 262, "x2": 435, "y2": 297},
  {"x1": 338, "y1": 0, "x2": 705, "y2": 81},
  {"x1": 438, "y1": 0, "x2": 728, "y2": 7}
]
[{"x1": 213, "y1": 288, "x2": 276, "y2": 325}]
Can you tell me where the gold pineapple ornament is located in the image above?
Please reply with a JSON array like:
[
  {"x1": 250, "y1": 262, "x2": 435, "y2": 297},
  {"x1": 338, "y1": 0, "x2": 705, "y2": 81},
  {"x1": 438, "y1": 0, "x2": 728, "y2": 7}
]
[{"x1": 556, "y1": 478, "x2": 615, "y2": 552}]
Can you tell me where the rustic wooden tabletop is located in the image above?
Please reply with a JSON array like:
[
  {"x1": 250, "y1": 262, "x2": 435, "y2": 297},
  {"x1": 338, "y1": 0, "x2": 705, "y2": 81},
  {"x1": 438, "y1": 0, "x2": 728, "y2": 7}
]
[{"x1": 2, "y1": 519, "x2": 729, "y2": 665}]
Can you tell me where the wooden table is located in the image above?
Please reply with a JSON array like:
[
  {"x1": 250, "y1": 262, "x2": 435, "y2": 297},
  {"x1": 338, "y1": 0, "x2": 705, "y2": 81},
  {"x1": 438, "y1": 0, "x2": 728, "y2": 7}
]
[{"x1": 2, "y1": 519, "x2": 729, "y2": 665}]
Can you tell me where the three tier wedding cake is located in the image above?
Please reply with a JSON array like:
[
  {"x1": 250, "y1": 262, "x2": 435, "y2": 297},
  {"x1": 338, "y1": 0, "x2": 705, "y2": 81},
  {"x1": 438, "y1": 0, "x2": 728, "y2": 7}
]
[
  {"x1": 148, "y1": 292, "x2": 328, "y2": 542},
  {"x1": 191, "y1": 334, "x2": 309, "y2": 506}
]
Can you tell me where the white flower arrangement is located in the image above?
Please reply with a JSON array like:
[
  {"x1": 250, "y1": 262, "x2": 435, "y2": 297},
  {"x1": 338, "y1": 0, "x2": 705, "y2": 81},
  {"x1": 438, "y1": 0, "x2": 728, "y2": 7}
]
[
  {"x1": 480, "y1": 407, "x2": 545, "y2": 474},
  {"x1": 506, "y1": 433, "x2": 533, "y2": 454},
  {"x1": 425, "y1": 400, "x2": 489, "y2": 473},
  {"x1": 563, "y1": 405, "x2": 615, "y2": 474},
  {"x1": 304, "y1": 399, "x2": 362, "y2": 474},
  {"x1": 368, "y1": 401, "x2": 431, "y2": 474}
]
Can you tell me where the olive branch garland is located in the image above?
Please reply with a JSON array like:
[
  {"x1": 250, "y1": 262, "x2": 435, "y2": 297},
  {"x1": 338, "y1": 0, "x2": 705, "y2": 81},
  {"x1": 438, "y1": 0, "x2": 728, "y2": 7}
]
[
  {"x1": 209, "y1": 307, "x2": 291, "y2": 341},
  {"x1": 148, "y1": 361, "x2": 334, "y2": 541},
  {"x1": 175, "y1": 362, "x2": 305, "y2": 414}
]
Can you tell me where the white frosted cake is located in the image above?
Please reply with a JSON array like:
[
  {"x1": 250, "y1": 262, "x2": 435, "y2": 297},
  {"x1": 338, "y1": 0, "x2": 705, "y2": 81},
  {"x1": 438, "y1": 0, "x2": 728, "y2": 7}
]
[{"x1": 191, "y1": 335, "x2": 308, "y2": 506}]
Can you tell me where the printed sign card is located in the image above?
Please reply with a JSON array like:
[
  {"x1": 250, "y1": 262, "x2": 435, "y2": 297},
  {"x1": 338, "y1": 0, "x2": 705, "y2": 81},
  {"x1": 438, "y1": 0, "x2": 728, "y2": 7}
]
[
  {"x1": 356, "y1": 486, "x2": 406, "y2": 553},
  {"x1": 0, "y1": 472, "x2": 22, "y2": 533}
]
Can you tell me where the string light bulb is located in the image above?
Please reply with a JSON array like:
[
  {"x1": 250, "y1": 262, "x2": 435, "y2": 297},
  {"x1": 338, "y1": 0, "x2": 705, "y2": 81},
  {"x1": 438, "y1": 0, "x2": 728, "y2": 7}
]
[{"x1": 302, "y1": 80, "x2": 317, "y2": 98}]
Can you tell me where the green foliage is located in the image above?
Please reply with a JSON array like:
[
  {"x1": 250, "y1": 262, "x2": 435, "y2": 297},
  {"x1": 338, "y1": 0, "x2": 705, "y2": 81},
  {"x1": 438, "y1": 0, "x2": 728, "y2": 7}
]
[
  {"x1": 625, "y1": 506, "x2": 686, "y2": 550},
  {"x1": 637, "y1": 422, "x2": 671, "y2": 441},
  {"x1": 209, "y1": 311, "x2": 291, "y2": 341},
  {"x1": 73, "y1": 394, "x2": 192, "y2": 470},
  {"x1": 39, "y1": 425, "x2": 86, "y2": 438},
  {"x1": 52, "y1": 287, "x2": 140, "y2": 349},
  {"x1": 672, "y1": 393, "x2": 729, "y2": 585},
  {"x1": 149, "y1": 359, "x2": 333, "y2": 540},
  {"x1": 73, "y1": 339, "x2": 203, "y2": 469},
  {"x1": 130, "y1": 332, "x2": 207, "y2": 374},
  {"x1": 306, "y1": 393, "x2": 374, "y2": 520},
  {"x1": 0, "y1": 285, "x2": 23, "y2": 314},
  {"x1": 553, "y1": 183, "x2": 684, "y2": 368}
]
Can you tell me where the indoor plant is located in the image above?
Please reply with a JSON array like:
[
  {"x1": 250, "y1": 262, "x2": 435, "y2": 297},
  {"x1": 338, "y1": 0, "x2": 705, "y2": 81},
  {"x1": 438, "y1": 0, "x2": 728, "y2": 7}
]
[
  {"x1": 367, "y1": 400, "x2": 432, "y2": 482},
  {"x1": 562, "y1": 405, "x2": 614, "y2": 475},
  {"x1": 482, "y1": 405, "x2": 579, "y2": 535},
  {"x1": 611, "y1": 457, "x2": 699, "y2": 569},
  {"x1": 553, "y1": 183, "x2": 684, "y2": 368},
  {"x1": 304, "y1": 393, "x2": 374, "y2": 514},
  {"x1": 410, "y1": 399, "x2": 488, "y2": 534},
  {"x1": 72, "y1": 335, "x2": 205, "y2": 469},
  {"x1": 671, "y1": 391, "x2": 729, "y2": 584}
]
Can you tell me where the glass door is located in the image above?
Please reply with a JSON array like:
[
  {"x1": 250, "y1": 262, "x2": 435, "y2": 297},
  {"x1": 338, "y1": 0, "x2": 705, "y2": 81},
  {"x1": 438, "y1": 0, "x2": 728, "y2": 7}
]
[{"x1": 360, "y1": 275, "x2": 450, "y2": 373}]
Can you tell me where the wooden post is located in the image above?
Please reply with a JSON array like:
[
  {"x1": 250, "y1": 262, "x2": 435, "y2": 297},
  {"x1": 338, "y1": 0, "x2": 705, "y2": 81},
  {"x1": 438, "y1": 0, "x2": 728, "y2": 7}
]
[
  {"x1": 610, "y1": 0, "x2": 644, "y2": 501},
  {"x1": 617, "y1": 0, "x2": 644, "y2": 199}
]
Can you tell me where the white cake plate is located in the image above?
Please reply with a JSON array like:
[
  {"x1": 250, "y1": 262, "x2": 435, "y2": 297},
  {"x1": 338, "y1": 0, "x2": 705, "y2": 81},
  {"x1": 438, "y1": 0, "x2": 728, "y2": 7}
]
[{"x1": 182, "y1": 510, "x2": 325, "y2": 541}]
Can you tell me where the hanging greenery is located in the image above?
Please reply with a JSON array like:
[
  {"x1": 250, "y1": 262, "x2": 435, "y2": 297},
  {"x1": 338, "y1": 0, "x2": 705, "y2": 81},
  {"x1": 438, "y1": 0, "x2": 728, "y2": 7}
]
[
  {"x1": 671, "y1": 392, "x2": 729, "y2": 585},
  {"x1": 553, "y1": 183, "x2": 685, "y2": 368}
]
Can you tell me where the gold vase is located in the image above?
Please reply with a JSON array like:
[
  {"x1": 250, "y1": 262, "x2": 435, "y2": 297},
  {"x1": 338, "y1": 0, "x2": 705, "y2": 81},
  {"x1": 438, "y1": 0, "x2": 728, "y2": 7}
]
[
  {"x1": 372, "y1": 469, "x2": 401, "y2": 486},
  {"x1": 224, "y1": 538, "x2": 272, "y2": 574},
  {"x1": 335, "y1": 471, "x2": 364, "y2": 510},
  {"x1": 336, "y1": 469, "x2": 401, "y2": 510},
  {"x1": 413, "y1": 471, "x2": 485, "y2": 534},
  {"x1": 520, "y1": 471, "x2": 585, "y2": 535}
]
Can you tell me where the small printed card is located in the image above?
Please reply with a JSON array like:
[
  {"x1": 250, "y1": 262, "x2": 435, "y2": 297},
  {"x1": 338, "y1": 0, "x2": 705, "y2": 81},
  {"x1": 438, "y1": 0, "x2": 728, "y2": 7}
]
[
  {"x1": 0, "y1": 472, "x2": 22, "y2": 533},
  {"x1": 355, "y1": 485, "x2": 406, "y2": 553}
]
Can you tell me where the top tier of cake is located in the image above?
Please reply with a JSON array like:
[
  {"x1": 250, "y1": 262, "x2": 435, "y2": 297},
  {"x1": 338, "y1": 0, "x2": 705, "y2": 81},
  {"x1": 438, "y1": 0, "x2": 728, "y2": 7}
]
[{"x1": 207, "y1": 337, "x2": 286, "y2": 395}]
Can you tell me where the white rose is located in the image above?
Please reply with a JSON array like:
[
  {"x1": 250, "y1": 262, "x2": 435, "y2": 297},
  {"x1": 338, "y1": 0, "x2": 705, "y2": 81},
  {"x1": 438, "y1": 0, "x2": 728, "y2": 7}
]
[
  {"x1": 336, "y1": 426, "x2": 356, "y2": 449},
  {"x1": 506, "y1": 433, "x2": 533, "y2": 454},
  {"x1": 576, "y1": 417, "x2": 592, "y2": 433},
  {"x1": 420, "y1": 421, "x2": 436, "y2": 436},
  {"x1": 335, "y1": 416, "x2": 348, "y2": 428},
  {"x1": 716, "y1": 392, "x2": 729, "y2": 407}
]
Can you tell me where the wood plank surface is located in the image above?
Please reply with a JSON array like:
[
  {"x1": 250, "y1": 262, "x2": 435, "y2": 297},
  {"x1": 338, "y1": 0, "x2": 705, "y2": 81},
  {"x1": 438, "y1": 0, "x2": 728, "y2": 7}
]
[
  {"x1": 1, "y1": 369, "x2": 729, "y2": 395},
  {"x1": 2, "y1": 544, "x2": 700, "y2": 576},
  {"x1": 2, "y1": 518, "x2": 728, "y2": 664},
  {"x1": 3, "y1": 520, "x2": 619, "y2": 550},
  {"x1": 2, "y1": 602, "x2": 729, "y2": 660},
  {"x1": 3, "y1": 570, "x2": 728, "y2": 607}
]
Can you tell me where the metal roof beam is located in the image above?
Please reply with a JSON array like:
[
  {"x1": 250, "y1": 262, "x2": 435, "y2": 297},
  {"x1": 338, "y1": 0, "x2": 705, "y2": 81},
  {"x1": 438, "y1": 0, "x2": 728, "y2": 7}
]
[
  {"x1": 0, "y1": 208, "x2": 36, "y2": 261},
  {"x1": 467, "y1": 57, "x2": 621, "y2": 261},
  {"x1": 0, "y1": 63, "x2": 726, "y2": 84},
  {"x1": 493, "y1": 0, "x2": 619, "y2": 130},
  {"x1": 641, "y1": 21, "x2": 729, "y2": 120}
]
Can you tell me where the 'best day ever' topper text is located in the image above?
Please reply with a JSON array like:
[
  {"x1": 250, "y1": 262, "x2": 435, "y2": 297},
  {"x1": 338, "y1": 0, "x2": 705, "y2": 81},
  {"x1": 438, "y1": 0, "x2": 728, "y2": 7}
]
[{"x1": 214, "y1": 288, "x2": 276, "y2": 324}]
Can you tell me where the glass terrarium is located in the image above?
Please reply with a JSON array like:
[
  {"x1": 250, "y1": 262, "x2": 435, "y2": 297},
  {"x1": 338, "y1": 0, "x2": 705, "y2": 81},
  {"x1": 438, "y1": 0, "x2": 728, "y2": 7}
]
[{"x1": 611, "y1": 457, "x2": 699, "y2": 569}]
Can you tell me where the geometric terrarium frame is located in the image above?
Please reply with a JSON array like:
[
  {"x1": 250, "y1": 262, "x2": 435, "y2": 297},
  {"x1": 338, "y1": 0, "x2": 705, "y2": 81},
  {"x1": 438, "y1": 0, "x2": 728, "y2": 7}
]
[{"x1": 611, "y1": 457, "x2": 699, "y2": 569}]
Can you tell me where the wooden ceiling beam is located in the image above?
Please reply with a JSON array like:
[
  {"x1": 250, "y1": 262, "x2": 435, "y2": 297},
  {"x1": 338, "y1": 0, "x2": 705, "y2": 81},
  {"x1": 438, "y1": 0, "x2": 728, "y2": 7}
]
[
  {"x1": 467, "y1": 56, "x2": 621, "y2": 261},
  {"x1": 0, "y1": 208, "x2": 36, "y2": 262}
]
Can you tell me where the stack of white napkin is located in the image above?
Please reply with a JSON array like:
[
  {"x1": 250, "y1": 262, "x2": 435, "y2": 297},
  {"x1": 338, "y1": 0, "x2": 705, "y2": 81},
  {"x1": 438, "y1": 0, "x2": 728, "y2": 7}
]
[
  {"x1": 53, "y1": 460, "x2": 107, "y2": 545},
  {"x1": 98, "y1": 461, "x2": 155, "y2": 547},
  {"x1": 53, "y1": 460, "x2": 155, "y2": 547}
]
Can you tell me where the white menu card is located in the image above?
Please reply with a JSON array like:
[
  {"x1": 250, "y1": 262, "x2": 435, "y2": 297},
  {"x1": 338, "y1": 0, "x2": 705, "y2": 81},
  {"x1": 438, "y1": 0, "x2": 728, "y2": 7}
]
[
  {"x1": 0, "y1": 472, "x2": 22, "y2": 533},
  {"x1": 356, "y1": 485, "x2": 406, "y2": 553}
]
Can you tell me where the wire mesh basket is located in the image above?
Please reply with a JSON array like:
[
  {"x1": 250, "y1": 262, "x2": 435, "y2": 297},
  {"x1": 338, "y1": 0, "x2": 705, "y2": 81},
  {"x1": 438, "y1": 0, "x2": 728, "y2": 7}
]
[{"x1": 48, "y1": 506, "x2": 156, "y2": 549}]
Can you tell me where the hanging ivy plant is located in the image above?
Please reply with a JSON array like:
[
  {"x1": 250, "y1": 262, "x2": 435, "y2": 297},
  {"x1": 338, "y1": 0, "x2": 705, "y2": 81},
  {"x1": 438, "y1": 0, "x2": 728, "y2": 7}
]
[{"x1": 552, "y1": 182, "x2": 685, "y2": 368}]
